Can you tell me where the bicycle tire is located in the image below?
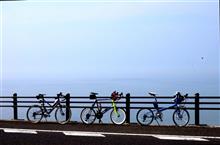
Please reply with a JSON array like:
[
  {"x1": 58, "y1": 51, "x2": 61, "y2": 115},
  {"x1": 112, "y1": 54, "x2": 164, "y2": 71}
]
[
  {"x1": 55, "y1": 105, "x2": 72, "y2": 124},
  {"x1": 26, "y1": 105, "x2": 43, "y2": 123},
  {"x1": 136, "y1": 108, "x2": 154, "y2": 126},
  {"x1": 110, "y1": 108, "x2": 126, "y2": 125},
  {"x1": 173, "y1": 108, "x2": 190, "y2": 127},
  {"x1": 80, "y1": 108, "x2": 96, "y2": 124}
]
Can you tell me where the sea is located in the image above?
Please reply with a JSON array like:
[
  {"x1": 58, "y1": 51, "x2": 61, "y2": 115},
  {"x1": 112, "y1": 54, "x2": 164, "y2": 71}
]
[{"x1": 0, "y1": 78, "x2": 219, "y2": 126}]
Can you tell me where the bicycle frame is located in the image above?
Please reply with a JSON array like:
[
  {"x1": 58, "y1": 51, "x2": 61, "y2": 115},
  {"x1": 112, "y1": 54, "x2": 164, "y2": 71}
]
[
  {"x1": 156, "y1": 102, "x2": 178, "y2": 113},
  {"x1": 152, "y1": 96, "x2": 185, "y2": 123},
  {"x1": 136, "y1": 93, "x2": 189, "y2": 126},
  {"x1": 40, "y1": 98, "x2": 61, "y2": 115},
  {"x1": 153, "y1": 94, "x2": 184, "y2": 113},
  {"x1": 101, "y1": 100, "x2": 118, "y2": 114},
  {"x1": 91, "y1": 98, "x2": 119, "y2": 117}
]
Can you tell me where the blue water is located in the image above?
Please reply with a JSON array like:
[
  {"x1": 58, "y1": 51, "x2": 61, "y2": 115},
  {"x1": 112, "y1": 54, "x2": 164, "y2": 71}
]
[
  {"x1": 0, "y1": 79, "x2": 219, "y2": 125},
  {"x1": 1, "y1": 77, "x2": 219, "y2": 96}
]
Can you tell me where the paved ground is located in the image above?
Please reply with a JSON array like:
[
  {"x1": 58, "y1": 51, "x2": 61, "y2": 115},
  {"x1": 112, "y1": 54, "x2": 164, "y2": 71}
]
[{"x1": 0, "y1": 121, "x2": 220, "y2": 145}]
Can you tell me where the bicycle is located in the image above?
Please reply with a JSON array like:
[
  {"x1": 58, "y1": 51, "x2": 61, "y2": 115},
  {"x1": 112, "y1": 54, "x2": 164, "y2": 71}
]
[
  {"x1": 80, "y1": 91, "x2": 126, "y2": 125},
  {"x1": 136, "y1": 92, "x2": 190, "y2": 127},
  {"x1": 26, "y1": 92, "x2": 72, "y2": 124}
]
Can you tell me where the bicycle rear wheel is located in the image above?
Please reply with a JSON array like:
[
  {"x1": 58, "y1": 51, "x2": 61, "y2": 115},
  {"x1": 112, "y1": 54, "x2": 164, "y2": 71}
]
[
  {"x1": 173, "y1": 108, "x2": 190, "y2": 127},
  {"x1": 136, "y1": 108, "x2": 154, "y2": 126},
  {"x1": 80, "y1": 108, "x2": 96, "y2": 124},
  {"x1": 55, "y1": 105, "x2": 72, "y2": 124},
  {"x1": 26, "y1": 105, "x2": 43, "y2": 123},
  {"x1": 110, "y1": 108, "x2": 126, "y2": 125}
]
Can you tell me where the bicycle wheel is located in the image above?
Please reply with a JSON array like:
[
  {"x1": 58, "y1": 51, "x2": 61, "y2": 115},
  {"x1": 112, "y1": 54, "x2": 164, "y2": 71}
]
[
  {"x1": 80, "y1": 108, "x2": 96, "y2": 124},
  {"x1": 110, "y1": 108, "x2": 126, "y2": 125},
  {"x1": 26, "y1": 105, "x2": 43, "y2": 123},
  {"x1": 55, "y1": 105, "x2": 72, "y2": 124},
  {"x1": 173, "y1": 108, "x2": 190, "y2": 127},
  {"x1": 136, "y1": 108, "x2": 154, "y2": 126}
]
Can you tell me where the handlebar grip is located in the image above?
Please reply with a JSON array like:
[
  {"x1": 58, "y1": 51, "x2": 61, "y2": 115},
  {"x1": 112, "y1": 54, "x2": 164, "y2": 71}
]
[
  {"x1": 57, "y1": 92, "x2": 63, "y2": 96},
  {"x1": 56, "y1": 92, "x2": 64, "y2": 99}
]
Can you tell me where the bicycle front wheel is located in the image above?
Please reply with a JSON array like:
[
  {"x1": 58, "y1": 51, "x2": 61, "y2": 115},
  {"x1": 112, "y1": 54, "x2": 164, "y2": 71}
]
[
  {"x1": 26, "y1": 105, "x2": 43, "y2": 123},
  {"x1": 55, "y1": 106, "x2": 72, "y2": 124},
  {"x1": 136, "y1": 108, "x2": 154, "y2": 126},
  {"x1": 110, "y1": 108, "x2": 126, "y2": 125},
  {"x1": 80, "y1": 108, "x2": 96, "y2": 124},
  {"x1": 173, "y1": 108, "x2": 190, "y2": 127}
]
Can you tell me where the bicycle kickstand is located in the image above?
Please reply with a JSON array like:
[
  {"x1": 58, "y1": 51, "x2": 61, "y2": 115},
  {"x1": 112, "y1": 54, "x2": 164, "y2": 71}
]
[
  {"x1": 44, "y1": 117, "x2": 48, "y2": 122},
  {"x1": 99, "y1": 119, "x2": 103, "y2": 124},
  {"x1": 155, "y1": 119, "x2": 160, "y2": 126}
]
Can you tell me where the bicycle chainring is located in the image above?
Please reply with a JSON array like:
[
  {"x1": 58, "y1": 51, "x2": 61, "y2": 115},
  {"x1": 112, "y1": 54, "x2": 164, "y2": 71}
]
[{"x1": 96, "y1": 111, "x2": 103, "y2": 119}]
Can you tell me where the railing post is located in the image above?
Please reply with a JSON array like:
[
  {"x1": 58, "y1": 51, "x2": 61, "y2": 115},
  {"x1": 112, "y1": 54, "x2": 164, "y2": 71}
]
[
  {"x1": 195, "y1": 93, "x2": 200, "y2": 126},
  {"x1": 13, "y1": 93, "x2": 18, "y2": 120},
  {"x1": 126, "y1": 93, "x2": 130, "y2": 124},
  {"x1": 65, "y1": 93, "x2": 70, "y2": 121}
]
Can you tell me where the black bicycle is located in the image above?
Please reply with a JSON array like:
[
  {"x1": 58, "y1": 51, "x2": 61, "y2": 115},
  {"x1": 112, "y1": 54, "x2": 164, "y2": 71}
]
[
  {"x1": 136, "y1": 92, "x2": 190, "y2": 127},
  {"x1": 80, "y1": 91, "x2": 126, "y2": 125},
  {"x1": 27, "y1": 92, "x2": 72, "y2": 124}
]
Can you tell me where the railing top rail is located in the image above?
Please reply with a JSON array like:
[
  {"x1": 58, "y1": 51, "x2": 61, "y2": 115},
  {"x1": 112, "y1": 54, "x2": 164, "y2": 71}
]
[
  {"x1": 1, "y1": 96, "x2": 220, "y2": 99},
  {"x1": 0, "y1": 93, "x2": 219, "y2": 126}
]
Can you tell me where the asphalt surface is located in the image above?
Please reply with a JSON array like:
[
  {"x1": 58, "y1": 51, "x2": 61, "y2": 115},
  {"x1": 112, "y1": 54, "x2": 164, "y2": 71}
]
[{"x1": 0, "y1": 121, "x2": 220, "y2": 145}]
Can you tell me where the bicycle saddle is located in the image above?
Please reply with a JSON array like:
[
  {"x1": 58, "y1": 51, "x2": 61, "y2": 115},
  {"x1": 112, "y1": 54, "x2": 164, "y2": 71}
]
[
  {"x1": 149, "y1": 92, "x2": 157, "y2": 96},
  {"x1": 90, "y1": 92, "x2": 98, "y2": 95},
  {"x1": 36, "y1": 94, "x2": 46, "y2": 99}
]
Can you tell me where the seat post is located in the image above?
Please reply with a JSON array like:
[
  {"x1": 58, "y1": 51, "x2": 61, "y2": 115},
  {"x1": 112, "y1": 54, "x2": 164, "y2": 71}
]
[{"x1": 154, "y1": 95, "x2": 158, "y2": 103}]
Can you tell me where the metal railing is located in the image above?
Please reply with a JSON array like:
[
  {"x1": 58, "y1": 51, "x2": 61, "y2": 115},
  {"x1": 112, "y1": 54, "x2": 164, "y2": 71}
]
[{"x1": 0, "y1": 93, "x2": 220, "y2": 125}]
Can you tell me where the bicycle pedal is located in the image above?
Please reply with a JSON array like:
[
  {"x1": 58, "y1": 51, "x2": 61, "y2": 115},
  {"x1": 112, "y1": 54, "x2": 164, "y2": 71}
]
[{"x1": 44, "y1": 115, "x2": 50, "y2": 117}]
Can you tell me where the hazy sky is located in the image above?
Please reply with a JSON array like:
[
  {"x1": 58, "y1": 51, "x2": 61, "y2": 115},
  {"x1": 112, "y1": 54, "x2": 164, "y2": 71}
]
[{"x1": 0, "y1": 0, "x2": 219, "y2": 95}]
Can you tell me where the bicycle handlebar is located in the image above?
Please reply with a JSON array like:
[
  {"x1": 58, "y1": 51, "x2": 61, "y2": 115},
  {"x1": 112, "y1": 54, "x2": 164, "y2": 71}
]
[
  {"x1": 56, "y1": 92, "x2": 63, "y2": 99},
  {"x1": 36, "y1": 92, "x2": 66, "y2": 101},
  {"x1": 111, "y1": 91, "x2": 123, "y2": 101},
  {"x1": 149, "y1": 91, "x2": 188, "y2": 104},
  {"x1": 173, "y1": 92, "x2": 188, "y2": 104},
  {"x1": 56, "y1": 92, "x2": 68, "y2": 102}
]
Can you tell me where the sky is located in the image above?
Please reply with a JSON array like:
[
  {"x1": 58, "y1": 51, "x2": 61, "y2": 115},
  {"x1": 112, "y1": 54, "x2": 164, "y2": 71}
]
[{"x1": 0, "y1": 0, "x2": 219, "y2": 96}]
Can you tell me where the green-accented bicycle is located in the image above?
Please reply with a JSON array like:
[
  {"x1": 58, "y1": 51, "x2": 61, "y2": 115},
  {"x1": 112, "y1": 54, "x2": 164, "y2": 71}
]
[{"x1": 80, "y1": 91, "x2": 126, "y2": 125}]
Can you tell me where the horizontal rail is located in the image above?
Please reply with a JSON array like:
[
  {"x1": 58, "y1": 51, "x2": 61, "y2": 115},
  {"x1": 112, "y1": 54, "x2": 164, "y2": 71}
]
[
  {"x1": 1, "y1": 96, "x2": 220, "y2": 99},
  {"x1": 1, "y1": 101, "x2": 220, "y2": 105},
  {"x1": 0, "y1": 93, "x2": 219, "y2": 126},
  {"x1": 1, "y1": 105, "x2": 219, "y2": 110}
]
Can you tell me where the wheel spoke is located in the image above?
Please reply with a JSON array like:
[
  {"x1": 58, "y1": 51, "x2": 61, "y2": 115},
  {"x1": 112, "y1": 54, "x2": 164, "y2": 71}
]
[
  {"x1": 27, "y1": 106, "x2": 43, "y2": 123},
  {"x1": 55, "y1": 106, "x2": 71, "y2": 124},
  {"x1": 173, "y1": 109, "x2": 190, "y2": 127},
  {"x1": 80, "y1": 108, "x2": 96, "y2": 124},
  {"x1": 136, "y1": 109, "x2": 154, "y2": 126},
  {"x1": 111, "y1": 108, "x2": 126, "y2": 125}
]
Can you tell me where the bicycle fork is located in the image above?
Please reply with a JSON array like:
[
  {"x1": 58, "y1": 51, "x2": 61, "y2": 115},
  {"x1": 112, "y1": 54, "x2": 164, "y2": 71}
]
[{"x1": 112, "y1": 100, "x2": 120, "y2": 117}]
